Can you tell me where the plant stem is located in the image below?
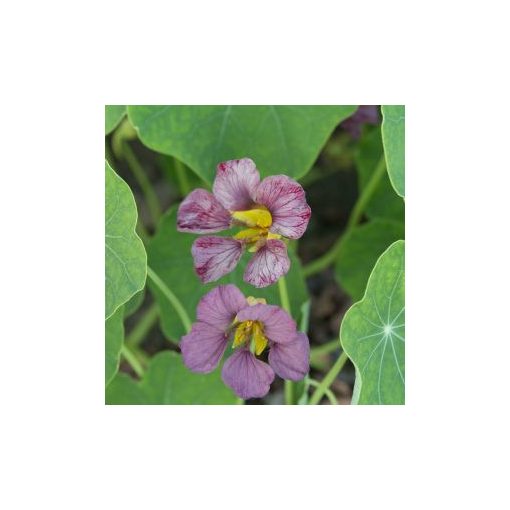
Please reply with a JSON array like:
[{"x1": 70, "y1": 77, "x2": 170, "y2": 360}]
[
  {"x1": 299, "y1": 300, "x2": 311, "y2": 333},
  {"x1": 309, "y1": 338, "x2": 341, "y2": 370},
  {"x1": 121, "y1": 344, "x2": 145, "y2": 378},
  {"x1": 310, "y1": 338, "x2": 341, "y2": 357},
  {"x1": 345, "y1": 155, "x2": 387, "y2": 231},
  {"x1": 122, "y1": 142, "x2": 162, "y2": 227},
  {"x1": 174, "y1": 158, "x2": 192, "y2": 196},
  {"x1": 126, "y1": 303, "x2": 160, "y2": 348},
  {"x1": 132, "y1": 346, "x2": 150, "y2": 365},
  {"x1": 278, "y1": 276, "x2": 291, "y2": 314},
  {"x1": 147, "y1": 266, "x2": 192, "y2": 333},
  {"x1": 309, "y1": 351, "x2": 348, "y2": 405},
  {"x1": 307, "y1": 379, "x2": 338, "y2": 405},
  {"x1": 284, "y1": 380, "x2": 294, "y2": 405},
  {"x1": 277, "y1": 276, "x2": 294, "y2": 404},
  {"x1": 302, "y1": 155, "x2": 387, "y2": 277}
]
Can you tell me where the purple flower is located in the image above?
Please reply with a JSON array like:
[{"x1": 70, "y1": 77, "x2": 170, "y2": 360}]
[
  {"x1": 341, "y1": 105, "x2": 380, "y2": 139},
  {"x1": 180, "y1": 285, "x2": 310, "y2": 400},
  {"x1": 177, "y1": 158, "x2": 311, "y2": 288}
]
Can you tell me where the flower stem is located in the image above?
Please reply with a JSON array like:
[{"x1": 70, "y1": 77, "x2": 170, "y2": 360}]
[
  {"x1": 126, "y1": 303, "x2": 160, "y2": 348},
  {"x1": 174, "y1": 157, "x2": 192, "y2": 197},
  {"x1": 310, "y1": 338, "x2": 341, "y2": 357},
  {"x1": 284, "y1": 380, "x2": 294, "y2": 405},
  {"x1": 147, "y1": 266, "x2": 192, "y2": 333},
  {"x1": 302, "y1": 155, "x2": 387, "y2": 277},
  {"x1": 299, "y1": 300, "x2": 311, "y2": 332},
  {"x1": 277, "y1": 276, "x2": 295, "y2": 404},
  {"x1": 345, "y1": 155, "x2": 387, "y2": 231},
  {"x1": 121, "y1": 344, "x2": 145, "y2": 378},
  {"x1": 122, "y1": 141, "x2": 162, "y2": 228},
  {"x1": 278, "y1": 276, "x2": 292, "y2": 314},
  {"x1": 309, "y1": 338, "x2": 341, "y2": 370},
  {"x1": 309, "y1": 351, "x2": 348, "y2": 405},
  {"x1": 307, "y1": 379, "x2": 338, "y2": 405}
]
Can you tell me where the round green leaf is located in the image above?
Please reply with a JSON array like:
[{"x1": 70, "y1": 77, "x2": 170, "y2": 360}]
[
  {"x1": 105, "y1": 306, "x2": 124, "y2": 387},
  {"x1": 128, "y1": 105, "x2": 357, "y2": 183},
  {"x1": 335, "y1": 219, "x2": 404, "y2": 301},
  {"x1": 147, "y1": 206, "x2": 309, "y2": 342},
  {"x1": 105, "y1": 160, "x2": 147, "y2": 319},
  {"x1": 340, "y1": 240, "x2": 405, "y2": 405},
  {"x1": 381, "y1": 105, "x2": 405, "y2": 198},
  {"x1": 356, "y1": 127, "x2": 404, "y2": 222},
  {"x1": 105, "y1": 105, "x2": 126, "y2": 135},
  {"x1": 106, "y1": 351, "x2": 238, "y2": 404}
]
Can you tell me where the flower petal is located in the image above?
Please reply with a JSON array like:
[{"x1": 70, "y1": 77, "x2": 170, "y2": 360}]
[
  {"x1": 268, "y1": 332, "x2": 310, "y2": 381},
  {"x1": 213, "y1": 158, "x2": 260, "y2": 211},
  {"x1": 192, "y1": 237, "x2": 243, "y2": 283},
  {"x1": 236, "y1": 303, "x2": 297, "y2": 345},
  {"x1": 177, "y1": 188, "x2": 231, "y2": 233},
  {"x1": 255, "y1": 175, "x2": 311, "y2": 239},
  {"x1": 243, "y1": 239, "x2": 290, "y2": 288},
  {"x1": 221, "y1": 349, "x2": 274, "y2": 399},
  {"x1": 180, "y1": 322, "x2": 229, "y2": 373},
  {"x1": 197, "y1": 284, "x2": 247, "y2": 331}
]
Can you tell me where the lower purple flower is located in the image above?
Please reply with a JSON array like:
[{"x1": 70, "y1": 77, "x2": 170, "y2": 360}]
[
  {"x1": 180, "y1": 284, "x2": 310, "y2": 400},
  {"x1": 222, "y1": 349, "x2": 275, "y2": 400}
]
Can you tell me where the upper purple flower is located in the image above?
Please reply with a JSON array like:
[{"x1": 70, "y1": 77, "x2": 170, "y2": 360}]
[
  {"x1": 177, "y1": 158, "x2": 311, "y2": 288},
  {"x1": 180, "y1": 284, "x2": 310, "y2": 400}
]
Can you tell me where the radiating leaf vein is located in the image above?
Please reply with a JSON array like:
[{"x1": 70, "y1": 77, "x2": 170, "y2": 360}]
[
  {"x1": 390, "y1": 336, "x2": 405, "y2": 384},
  {"x1": 378, "y1": 339, "x2": 388, "y2": 404}
]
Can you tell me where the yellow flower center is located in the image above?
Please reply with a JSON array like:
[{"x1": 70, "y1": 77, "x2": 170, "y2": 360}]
[
  {"x1": 231, "y1": 205, "x2": 273, "y2": 228},
  {"x1": 232, "y1": 320, "x2": 268, "y2": 355},
  {"x1": 231, "y1": 205, "x2": 281, "y2": 251}
]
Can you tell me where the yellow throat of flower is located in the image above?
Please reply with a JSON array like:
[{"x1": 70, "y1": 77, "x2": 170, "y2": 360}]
[
  {"x1": 231, "y1": 205, "x2": 272, "y2": 228},
  {"x1": 232, "y1": 320, "x2": 268, "y2": 355},
  {"x1": 231, "y1": 205, "x2": 281, "y2": 251}
]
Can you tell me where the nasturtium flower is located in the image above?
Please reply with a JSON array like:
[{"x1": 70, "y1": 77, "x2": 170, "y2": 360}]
[
  {"x1": 177, "y1": 158, "x2": 311, "y2": 288},
  {"x1": 180, "y1": 284, "x2": 310, "y2": 400}
]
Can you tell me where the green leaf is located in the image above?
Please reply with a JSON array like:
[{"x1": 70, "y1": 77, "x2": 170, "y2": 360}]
[
  {"x1": 335, "y1": 219, "x2": 404, "y2": 301},
  {"x1": 381, "y1": 105, "x2": 405, "y2": 198},
  {"x1": 105, "y1": 105, "x2": 126, "y2": 135},
  {"x1": 350, "y1": 369, "x2": 361, "y2": 405},
  {"x1": 340, "y1": 240, "x2": 405, "y2": 405},
  {"x1": 106, "y1": 351, "x2": 238, "y2": 404},
  {"x1": 147, "y1": 206, "x2": 309, "y2": 342},
  {"x1": 105, "y1": 306, "x2": 124, "y2": 386},
  {"x1": 105, "y1": 372, "x2": 146, "y2": 404},
  {"x1": 356, "y1": 127, "x2": 404, "y2": 222},
  {"x1": 105, "y1": 160, "x2": 147, "y2": 319},
  {"x1": 128, "y1": 105, "x2": 357, "y2": 183},
  {"x1": 123, "y1": 289, "x2": 145, "y2": 318}
]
